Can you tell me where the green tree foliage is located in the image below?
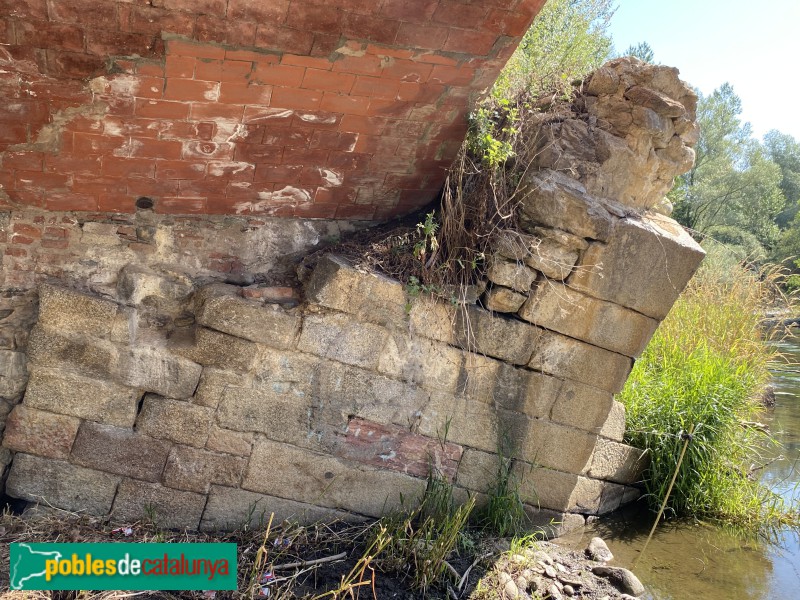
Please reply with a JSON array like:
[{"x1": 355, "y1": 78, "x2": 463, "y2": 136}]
[
  {"x1": 671, "y1": 84, "x2": 785, "y2": 255},
  {"x1": 493, "y1": 0, "x2": 616, "y2": 98},
  {"x1": 764, "y1": 130, "x2": 800, "y2": 228},
  {"x1": 622, "y1": 41, "x2": 655, "y2": 63}
]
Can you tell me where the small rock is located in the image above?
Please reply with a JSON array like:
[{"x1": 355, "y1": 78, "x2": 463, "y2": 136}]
[
  {"x1": 587, "y1": 537, "x2": 614, "y2": 563},
  {"x1": 498, "y1": 572, "x2": 513, "y2": 586},
  {"x1": 548, "y1": 584, "x2": 563, "y2": 600},
  {"x1": 535, "y1": 551, "x2": 554, "y2": 565},
  {"x1": 556, "y1": 562, "x2": 568, "y2": 573},
  {"x1": 563, "y1": 584, "x2": 575, "y2": 596},
  {"x1": 510, "y1": 553, "x2": 527, "y2": 564},
  {"x1": 504, "y1": 579, "x2": 520, "y2": 599},
  {"x1": 592, "y1": 566, "x2": 645, "y2": 597},
  {"x1": 516, "y1": 576, "x2": 529, "y2": 592},
  {"x1": 544, "y1": 564, "x2": 558, "y2": 579}
]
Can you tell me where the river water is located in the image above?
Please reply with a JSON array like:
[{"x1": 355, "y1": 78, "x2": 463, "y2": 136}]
[{"x1": 559, "y1": 337, "x2": 800, "y2": 599}]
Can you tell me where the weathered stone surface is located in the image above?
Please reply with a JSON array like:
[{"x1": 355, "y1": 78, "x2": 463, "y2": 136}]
[
  {"x1": 523, "y1": 506, "x2": 586, "y2": 538},
  {"x1": 418, "y1": 393, "x2": 499, "y2": 453},
  {"x1": 243, "y1": 437, "x2": 427, "y2": 517},
  {"x1": 136, "y1": 395, "x2": 213, "y2": 448},
  {"x1": 24, "y1": 368, "x2": 140, "y2": 427},
  {"x1": 200, "y1": 485, "x2": 353, "y2": 531},
  {"x1": 252, "y1": 349, "x2": 320, "y2": 386},
  {"x1": 38, "y1": 284, "x2": 119, "y2": 339},
  {"x1": 27, "y1": 326, "x2": 118, "y2": 380},
  {"x1": 306, "y1": 254, "x2": 408, "y2": 328},
  {"x1": 115, "y1": 345, "x2": 202, "y2": 399},
  {"x1": 550, "y1": 381, "x2": 614, "y2": 434},
  {"x1": 587, "y1": 438, "x2": 648, "y2": 485},
  {"x1": 408, "y1": 296, "x2": 457, "y2": 345},
  {"x1": 117, "y1": 264, "x2": 193, "y2": 308},
  {"x1": 491, "y1": 364, "x2": 561, "y2": 419},
  {"x1": 625, "y1": 85, "x2": 686, "y2": 118},
  {"x1": 193, "y1": 368, "x2": 247, "y2": 409},
  {"x1": 455, "y1": 305, "x2": 539, "y2": 366},
  {"x1": 524, "y1": 229, "x2": 585, "y2": 281},
  {"x1": 520, "y1": 419, "x2": 597, "y2": 474},
  {"x1": 528, "y1": 329, "x2": 632, "y2": 394},
  {"x1": 71, "y1": 422, "x2": 171, "y2": 482},
  {"x1": 484, "y1": 286, "x2": 527, "y2": 313},
  {"x1": 206, "y1": 425, "x2": 253, "y2": 456},
  {"x1": 587, "y1": 537, "x2": 614, "y2": 562},
  {"x1": 519, "y1": 283, "x2": 658, "y2": 358},
  {"x1": 520, "y1": 171, "x2": 614, "y2": 241},
  {"x1": 299, "y1": 311, "x2": 389, "y2": 370},
  {"x1": 163, "y1": 446, "x2": 245, "y2": 493},
  {"x1": 569, "y1": 214, "x2": 705, "y2": 319},
  {"x1": 592, "y1": 566, "x2": 645, "y2": 597},
  {"x1": 486, "y1": 258, "x2": 537, "y2": 292},
  {"x1": 378, "y1": 334, "x2": 463, "y2": 393},
  {"x1": 0, "y1": 350, "x2": 28, "y2": 401},
  {"x1": 516, "y1": 466, "x2": 580, "y2": 512},
  {"x1": 599, "y1": 401, "x2": 626, "y2": 442},
  {"x1": 172, "y1": 327, "x2": 258, "y2": 373},
  {"x1": 113, "y1": 479, "x2": 206, "y2": 530},
  {"x1": 6, "y1": 454, "x2": 120, "y2": 515},
  {"x1": 216, "y1": 381, "x2": 311, "y2": 444},
  {"x1": 456, "y1": 448, "x2": 499, "y2": 494},
  {"x1": 2, "y1": 406, "x2": 81, "y2": 459},
  {"x1": 196, "y1": 293, "x2": 300, "y2": 349}
]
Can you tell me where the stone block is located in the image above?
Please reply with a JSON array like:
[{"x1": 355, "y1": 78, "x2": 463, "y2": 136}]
[
  {"x1": 200, "y1": 485, "x2": 353, "y2": 531},
  {"x1": 117, "y1": 264, "x2": 193, "y2": 308},
  {"x1": 520, "y1": 171, "x2": 614, "y2": 241},
  {"x1": 172, "y1": 327, "x2": 258, "y2": 373},
  {"x1": 409, "y1": 296, "x2": 457, "y2": 345},
  {"x1": 528, "y1": 329, "x2": 632, "y2": 393},
  {"x1": 522, "y1": 506, "x2": 585, "y2": 539},
  {"x1": 520, "y1": 419, "x2": 597, "y2": 474},
  {"x1": 163, "y1": 446, "x2": 246, "y2": 493},
  {"x1": 206, "y1": 425, "x2": 253, "y2": 456},
  {"x1": 518, "y1": 283, "x2": 658, "y2": 358},
  {"x1": 115, "y1": 345, "x2": 202, "y2": 399},
  {"x1": 516, "y1": 466, "x2": 580, "y2": 512},
  {"x1": 455, "y1": 305, "x2": 538, "y2": 366},
  {"x1": 112, "y1": 479, "x2": 205, "y2": 530},
  {"x1": 378, "y1": 335, "x2": 463, "y2": 393},
  {"x1": 494, "y1": 228, "x2": 585, "y2": 281},
  {"x1": 315, "y1": 362, "x2": 429, "y2": 429},
  {"x1": 243, "y1": 437, "x2": 427, "y2": 517},
  {"x1": 71, "y1": 422, "x2": 171, "y2": 482},
  {"x1": 483, "y1": 286, "x2": 527, "y2": 313},
  {"x1": 216, "y1": 381, "x2": 311, "y2": 444},
  {"x1": 27, "y1": 326, "x2": 118, "y2": 380},
  {"x1": 6, "y1": 454, "x2": 120, "y2": 516},
  {"x1": 550, "y1": 381, "x2": 614, "y2": 434},
  {"x1": 2, "y1": 405, "x2": 81, "y2": 459},
  {"x1": 136, "y1": 395, "x2": 213, "y2": 448},
  {"x1": 37, "y1": 284, "x2": 119, "y2": 339},
  {"x1": 599, "y1": 401, "x2": 626, "y2": 442},
  {"x1": 299, "y1": 311, "x2": 389, "y2": 370},
  {"x1": 486, "y1": 258, "x2": 537, "y2": 292},
  {"x1": 193, "y1": 368, "x2": 248, "y2": 408},
  {"x1": 252, "y1": 349, "x2": 320, "y2": 387},
  {"x1": 196, "y1": 293, "x2": 300, "y2": 349},
  {"x1": 417, "y1": 393, "x2": 505, "y2": 454},
  {"x1": 305, "y1": 254, "x2": 408, "y2": 328},
  {"x1": 0, "y1": 350, "x2": 28, "y2": 401},
  {"x1": 492, "y1": 364, "x2": 561, "y2": 419},
  {"x1": 565, "y1": 476, "x2": 605, "y2": 514},
  {"x1": 24, "y1": 367, "x2": 140, "y2": 427},
  {"x1": 587, "y1": 438, "x2": 648, "y2": 484},
  {"x1": 455, "y1": 448, "x2": 498, "y2": 494},
  {"x1": 568, "y1": 214, "x2": 705, "y2": 319}
]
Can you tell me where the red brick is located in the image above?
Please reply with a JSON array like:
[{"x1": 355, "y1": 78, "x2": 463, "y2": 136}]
[
  {"x1": 165, "y1": 55, "x2": 195, "y2": 78},
  {"x1": 320, "y1": 93, "x2": 370, "y2": 116},
  {"x1": 2, "y1": 151, "x2": 44, "y2": 171},
  {"x1": 14, "y1": 20, "x2": 85, "y2": 51},
  {"x1": 125, "y1": 178, "x2": 180, "y2": 198},
  {"x1": 280, "y1": 148, "x2": 329, "y2": 167},
  {"x1": 270, "y1": 87, "x2": 322, "y2": 111},
  {"x1": 243, "y1": 106, "x2": 295, "y2": 126},
  {"x1": 0, "y1": 122, "x2": 28, "y2": 145},
  {"x1": 380, "y1": 0, "x2": 438, "y2": 23},
  {"x1": 429, "y1": 64, "x2": 476, "y2": 86},
  {"x1": 86, "y1": 30, "x2": 154, "y2": 57},
  {"x1": 261, "y1": 128, "x2": 313, "y2": 148},
  {"x1": 156, "y1": 160, "x2": 207, "y2": 180},
  {"x1": 155, "y1": 197, "x2": 207, "y2": 214},
  {"x1": 128, "y1": 137, "x2": 183, "y2": 160},
  {"x1": 5, "y1": 247, "x2": 29, "y2": 257},
  {"x1": 350, "y1": 76, "x2": 400, "y2": 100},
  {"x1": 44, "y1": 154, "x2": 102, "y2": 176},
  {"x1": 331, "y1": 54, "x2": 383, "y2": 76},
  {"x1": 40, "y1": 238, "x2": 69, "y2": 249},
  {"x1": 311, "y1": 33, "x2": 339, "y2": 57},
  {"x1": 395, "y1": 23, "x2": 447, "y2": 50},
  {"x1": 13, "y1": 223, "x2": 42, "y2": 239},
  {"x1": 182, "y1": 141, "x2": 234, "y2": 160},
  {"x1": 167, "y1": 39, "x2": 226, "y2": 60},
  {"x1": 43, "y1": 226, "x2": 69, "y2": 238},
  {"x1": 218, "y1": 82, "x2": 272, "y2": 105},
  {"x1": 164, "y1": 78, "x2": 220, "y2": 102},
  {"x1": 253, "y1": 63, "x2": 305, "y2": 87},
  {"x1": 255, "y1": 24, "x2": 314, "y2": 55},
  {"x1": 354, "y1": 134, "x2": 400, "y2": 155},
  {"x1": 71, "y1": 178, "x2": 128, "y2": 196},
  {"x1": 206, "y1": 161, "x2": 255, "y2": 181},
  {"x1": 485, "y1": 8, "x2": 533, "y2": 36},
  {"x1": 367, "y1": 98, "x2": 412, "y2": 118},
  {"x1": 195, "y1": 15, "x2": 257, "y2": 47},
  {"x1": 194, "y1": 122, "x2": 216, "y2": 140},
  {"x1": 96, "y1": 195, "x2": 135, "y2": 213},
  {"x1": 0, "y1": 0, "x2": 47, "y2": 19},
  {"x1": 193, "y1": 59, "x2": 223, "y2": 82},
  {"x1": 135, "y1": 99, "x2": 191, "y2": 120},
  {"x1": 328, "y1": 151, "x2": 371, "y2": 171},
  {"x1": 292, "y1": 111, "x2": 341, "y2": 129},
  {"x1": 285, "y1": 3, "x2": 342, "y2": 34},
  {"x1": 272, "y1": 202, "x2": 338, "y2": 218},
  {"x1": 397, "y1": 82, "x2": 446, "y2": 103},
  {"x1": 365, "y1": 44, "x2": 414, "y2": 60},
  {"x1": 46, "y1": 50, "x2": 107, "y2": 78},
  {"x1": 177, "y1": 179, "x2": 227, "y2": 197},
  {"x1": 444, "y1": 29, "x2": 498, "y2": 55},
  {"x1": 253, "y1": 164, "x2": 304, "y2": 184},
  {"x1": 190, "y1": 102, "x2": 245, "y2": 121},
  {"x1": 342, "y1": 13, "x2": 399, "y2": 45},
  {"x1": 382, "y1": 59, "x2": 433, "y2": 83},
  {"x1": 102, "y1": 157, "x2": 156, "y2": 179},
  {"x1": 228, "y1": 0, "x2": 290, "y2": 22},
  {"x1": 219, "y1": 60, "x2": 254, "y2": 82},
  {"x1": 310, "y1": 131, "x2": 358, "y2": 151},
  {"x1": 45, "y1": 192, "x2": 98, "y2": 211},
  {"x1": 414, "y1": 53, "x2": 460, "y2": 66},
  {"x1": 234, "y1": 144, "x2": 284, "y2": 164},
  {"x1": 137, "y1": 62, "x2": 166, "y2": 77},
  {"x1": 123, "y1": 5, "x2": 196, "y2": 37},
  {"x1": 433, "y1": 1, "x2": 489, "y2": 27},
  {"x1": 301, "y1": 68, "x2": 355, "y2": 93},
  {"x1": 131, "y1": 77, "x2": 165, "y2": 99},
  {"x1": 15, "y1": 171, "x2": 70, "y2": 189},
  {"x1": 335, "y1": 204, "x2": 376, "y2": 220},
  {"x1": 281, "y1": 54, "x2": 332, "y2": 70},
  {"x1": 48, "y1": 0, "x2": 116, "y2": 26}
]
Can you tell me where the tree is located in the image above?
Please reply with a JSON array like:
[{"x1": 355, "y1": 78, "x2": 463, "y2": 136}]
[
  {"x1": 764, "y1": 130, "x2": 800, "y2": 228},
  {"x1": 622, "y1": 41, "x2": 655, "y2": 63}
]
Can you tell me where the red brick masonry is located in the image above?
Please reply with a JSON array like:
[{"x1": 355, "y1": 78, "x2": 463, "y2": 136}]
[{"x1": 0, "y1": 0, "x2": 546, "y2": 220}]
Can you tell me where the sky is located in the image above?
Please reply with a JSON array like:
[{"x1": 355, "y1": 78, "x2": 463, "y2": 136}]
[{"x1": 607, "y1": 0, "x2": 800, "y2": 141}]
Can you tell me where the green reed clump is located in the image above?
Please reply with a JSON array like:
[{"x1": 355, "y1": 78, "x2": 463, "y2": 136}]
[{"x1": 620, "y1": 254, "x2": 800, "y2": 531}]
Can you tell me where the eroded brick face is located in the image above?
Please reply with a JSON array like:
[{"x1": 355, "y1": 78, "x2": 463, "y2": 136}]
[{"x1": 0, "y1": 0, "x2": 545, "y2": 220}]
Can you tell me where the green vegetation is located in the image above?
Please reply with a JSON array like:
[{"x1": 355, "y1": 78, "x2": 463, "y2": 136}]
[{"x1": 619, "y1": 254, "x2": 800, "y2": 531}]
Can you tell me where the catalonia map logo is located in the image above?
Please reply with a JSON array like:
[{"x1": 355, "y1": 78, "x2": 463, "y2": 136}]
[{"x1": 9, "y1": 542, "x2": 237, "y2": 590}]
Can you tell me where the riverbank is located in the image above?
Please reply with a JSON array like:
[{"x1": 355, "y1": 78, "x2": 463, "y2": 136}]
[{"x1": 0, "y1": 508, "x2": 647, "y2": 599}]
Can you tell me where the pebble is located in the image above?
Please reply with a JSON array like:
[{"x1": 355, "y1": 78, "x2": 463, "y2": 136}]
[
  {"x1": 592, "y1": 565, "x2": 646, "y2": 597},
  {"x1": 544, "y1": 564, "x2": 558, "y2": 578},
  {"x1": 503, "y1": 579, "x2": 520, "y2": 599},
  {"x1": 563, "y1": 584, "x2": 575, "y2": 596},
  {"x1": 548, "y1": 583, "x2": 563, "y2": 600},
  {"x1": 587, "y1": 537, "x2": 614, "y2": 563},
  {"x1": 516, "y1": 576, "x2": 528, "y2": 592}
]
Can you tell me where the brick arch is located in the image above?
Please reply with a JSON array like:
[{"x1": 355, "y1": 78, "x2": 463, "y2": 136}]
[{"x1": 0, "y1": 0, "x2": 546, "y2": 220}]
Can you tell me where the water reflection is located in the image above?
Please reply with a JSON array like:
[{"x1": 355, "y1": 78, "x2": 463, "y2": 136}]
[{"x1": 557, "y1": 337, "x2": 800, "y2": 599}]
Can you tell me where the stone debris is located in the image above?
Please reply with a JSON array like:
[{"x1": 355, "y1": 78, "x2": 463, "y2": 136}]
[{"x1": 587, "y1": 537, "x2": 615, "y2": 563}]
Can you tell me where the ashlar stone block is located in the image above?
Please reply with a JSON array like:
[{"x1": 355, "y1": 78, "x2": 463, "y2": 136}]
[
  {"x1": 37, "y1": 284, "x2": 120, "y2": 339},
  {"x1": 112, "y1": 479, "x2": 206, "y2": 530},
  {"x1": 163, "y1": 446, "x2": 246, "y2": 493},
  {"x1": 136, "y1": 395, "x2": 213, "y2": 448},
  {"x1": 455, "y1": 305, "x2": 539, "y2": 366},
  {"x1": 587, "y1": 438, "x2": 648, "y2": 485},
  {"x1": 196, "y1": 293, "x2": 300, "y2": 349},
  {"x1": 2, "y1": 405, "x2": 81, "y2": 459},
  {"x1": 299, "y1": 311, "x2": 389, "y2": 370}
]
